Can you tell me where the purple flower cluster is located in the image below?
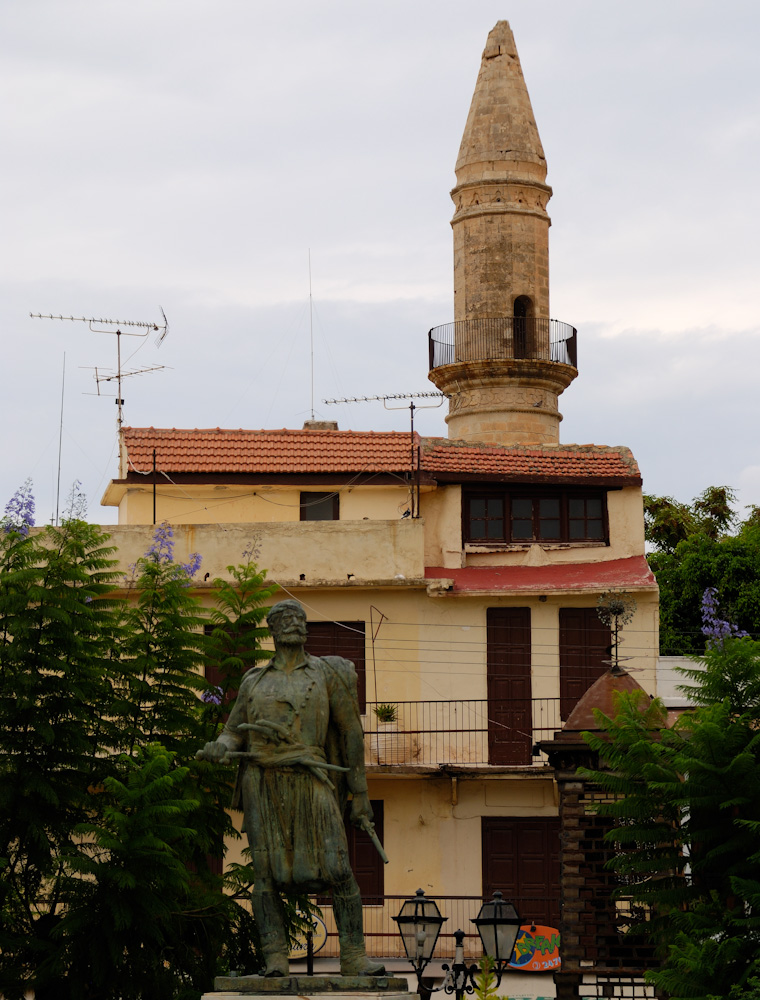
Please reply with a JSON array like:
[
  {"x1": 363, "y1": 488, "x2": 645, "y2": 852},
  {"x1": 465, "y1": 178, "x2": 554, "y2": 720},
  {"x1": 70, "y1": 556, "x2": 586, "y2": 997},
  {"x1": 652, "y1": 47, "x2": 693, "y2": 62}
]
[
  {"x1": 701, "y1": 587, "x2": 748, "y2": 648},
  {"x1": 201, "y1": 686, "x2": 223, "y2": 706},
  {"x1": 145, "y1": 522, "x2": 175, "y2": 563},
  {"x1": 2, "y1": 479, "x2": 36, "y2": 537},
  {"x1": 181, "y1": 552, "x2": 202, "y2": 577},
  {"x1": 144, "y1": 522, "x2": 202, "y2": 582}
]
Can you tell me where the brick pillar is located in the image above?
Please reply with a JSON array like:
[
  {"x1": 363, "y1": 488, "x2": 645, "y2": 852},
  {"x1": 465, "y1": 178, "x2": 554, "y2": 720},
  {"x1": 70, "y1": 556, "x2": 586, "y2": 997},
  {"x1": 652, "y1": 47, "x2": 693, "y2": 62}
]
[{"x1": 539, "y1": 667, "x2": 662, "y2": 998}]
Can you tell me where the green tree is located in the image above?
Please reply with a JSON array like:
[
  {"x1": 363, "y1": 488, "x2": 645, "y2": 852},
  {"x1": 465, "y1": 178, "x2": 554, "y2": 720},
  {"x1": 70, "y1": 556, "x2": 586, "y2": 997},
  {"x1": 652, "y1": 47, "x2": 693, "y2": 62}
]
[
  {"x1": 645, "y1": 487, "x2": 760, "y2": 654},
  {"x1": 0, "y1": 487, "x2": 278, "y2": 1000},
  {"x1": 202, "y1": 547, "x2": 279, "y2": 733},
  {"x1": 581, "y1": 636, "x2": 760, "y2": 1000}
]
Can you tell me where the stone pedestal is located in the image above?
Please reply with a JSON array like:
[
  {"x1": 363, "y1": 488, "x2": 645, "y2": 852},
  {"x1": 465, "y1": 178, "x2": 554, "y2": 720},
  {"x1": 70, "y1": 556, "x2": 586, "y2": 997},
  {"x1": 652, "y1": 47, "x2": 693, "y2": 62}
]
[{"x1": 203, "y1": 974, "x2": 413, "y2": 1000}]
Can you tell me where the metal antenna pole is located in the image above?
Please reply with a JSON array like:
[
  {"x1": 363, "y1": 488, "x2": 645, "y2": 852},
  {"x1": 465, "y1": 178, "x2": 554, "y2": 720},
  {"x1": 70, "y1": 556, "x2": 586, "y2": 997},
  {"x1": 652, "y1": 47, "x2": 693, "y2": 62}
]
[
  {"x1": 30, "y1": 311, "x2": 169, "y2": 432},
  {"x1": 309, "y1": 250, "x2": 315, "y2": 420},
  {"x1": 323, "y1": 392, "x2": 446, "y2": 519},
  {"x1": 116, "y1": 327, "x2": 123, "y2": 432},
  {"x1": 55, "y1": 353, "x2": 66, "y2": 526}
]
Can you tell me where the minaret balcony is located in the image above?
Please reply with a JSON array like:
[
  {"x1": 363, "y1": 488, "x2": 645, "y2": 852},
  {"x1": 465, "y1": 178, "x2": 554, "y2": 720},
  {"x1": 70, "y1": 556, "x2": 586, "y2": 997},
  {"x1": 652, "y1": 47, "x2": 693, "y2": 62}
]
[{"x1": 428, "y1": 318, "x2": 577, "y2": 371}]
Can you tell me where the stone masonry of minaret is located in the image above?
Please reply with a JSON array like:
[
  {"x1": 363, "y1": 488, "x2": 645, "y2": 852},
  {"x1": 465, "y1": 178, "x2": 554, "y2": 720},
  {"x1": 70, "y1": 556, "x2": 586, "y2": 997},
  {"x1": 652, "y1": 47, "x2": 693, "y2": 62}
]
[{"x1": 428, "y1": 21, "x2": 578, "y2": 446}]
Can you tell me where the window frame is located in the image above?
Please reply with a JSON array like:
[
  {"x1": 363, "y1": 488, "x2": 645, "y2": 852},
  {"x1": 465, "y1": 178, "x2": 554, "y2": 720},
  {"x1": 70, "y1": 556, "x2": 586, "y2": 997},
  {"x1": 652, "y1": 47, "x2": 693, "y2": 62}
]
[
  {"x1": 305, "y1": 620, "x2": 366, "y2": 713},
  {"x1": 464, "y1": 487, "x2": 608, "y2": 545},
  {"x1": 300, "y1": 491, "x2": 339, "y2": 521}
]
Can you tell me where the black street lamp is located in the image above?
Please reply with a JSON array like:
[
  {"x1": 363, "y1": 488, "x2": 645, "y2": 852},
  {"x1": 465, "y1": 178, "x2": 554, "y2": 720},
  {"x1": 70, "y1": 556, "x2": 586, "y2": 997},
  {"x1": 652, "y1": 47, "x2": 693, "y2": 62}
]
[
  {"x1": 472, "y1": 891, "x2": 522, "y2": 981},
  {"x1": 394, "y1": 890, "x2": 521, "y2": 999},
  {"x1": 393, "y1": 889, "x2": 447, "y2": 980}
]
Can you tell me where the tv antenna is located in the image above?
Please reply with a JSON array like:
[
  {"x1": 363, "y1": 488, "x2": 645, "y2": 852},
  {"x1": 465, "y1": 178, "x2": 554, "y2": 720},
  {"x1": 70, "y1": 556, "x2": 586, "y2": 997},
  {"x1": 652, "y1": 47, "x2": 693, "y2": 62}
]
[
  {"x1": 323, "y1": 391, "x2": 446, "y2": 518},
  {"x1": 30, "y1": 310, "x2": 169, "y2": 431}
]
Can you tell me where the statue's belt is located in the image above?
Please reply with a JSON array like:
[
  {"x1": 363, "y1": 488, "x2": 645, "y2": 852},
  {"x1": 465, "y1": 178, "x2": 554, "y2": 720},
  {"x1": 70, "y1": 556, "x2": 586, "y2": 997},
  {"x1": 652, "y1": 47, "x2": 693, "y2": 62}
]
[{"x1": 226, "y1": 721, "x2": 349, "y2": 791}]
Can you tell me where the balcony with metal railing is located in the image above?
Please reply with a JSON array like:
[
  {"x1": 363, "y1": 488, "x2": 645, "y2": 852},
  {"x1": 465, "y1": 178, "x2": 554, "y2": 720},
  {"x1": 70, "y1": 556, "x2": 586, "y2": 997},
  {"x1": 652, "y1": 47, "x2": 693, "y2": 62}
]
[
  {"x1": 362, "y1": 698, "x2": 561, "y2": 768},
  {"x1": 428, "y1": 318, "x2": 577, "y2": 370}
]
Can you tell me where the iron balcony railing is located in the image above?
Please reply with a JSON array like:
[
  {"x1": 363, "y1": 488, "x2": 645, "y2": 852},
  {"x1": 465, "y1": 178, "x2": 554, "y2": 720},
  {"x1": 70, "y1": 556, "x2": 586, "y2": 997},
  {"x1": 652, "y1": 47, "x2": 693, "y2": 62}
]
[
  {"x1": 309, "y1": 894, "x2": 560, "y2": 960},
  {"x1": 363, "y1": 698, "x2": 560, "y2": 768},
  {"x1": 428, "y1": 318, "x2": 577, "y2": 370}
]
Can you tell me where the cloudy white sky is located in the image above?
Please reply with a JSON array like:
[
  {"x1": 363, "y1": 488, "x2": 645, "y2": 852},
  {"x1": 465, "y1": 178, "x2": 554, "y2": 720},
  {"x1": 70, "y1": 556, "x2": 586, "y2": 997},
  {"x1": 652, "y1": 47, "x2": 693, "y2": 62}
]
[{"x1": 2, "y1": 0, "x2": 758, "y2": 526}]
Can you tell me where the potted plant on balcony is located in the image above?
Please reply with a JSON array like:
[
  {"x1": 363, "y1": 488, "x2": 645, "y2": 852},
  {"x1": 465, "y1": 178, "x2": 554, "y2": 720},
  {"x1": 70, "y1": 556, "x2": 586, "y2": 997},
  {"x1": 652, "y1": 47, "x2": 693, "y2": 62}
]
[
  {"x1": 374, "y1": 703, "x2": 398, "y2": 724},
  {"x1": 372, "y1": 703, "x2": 406, "y2": 764}
]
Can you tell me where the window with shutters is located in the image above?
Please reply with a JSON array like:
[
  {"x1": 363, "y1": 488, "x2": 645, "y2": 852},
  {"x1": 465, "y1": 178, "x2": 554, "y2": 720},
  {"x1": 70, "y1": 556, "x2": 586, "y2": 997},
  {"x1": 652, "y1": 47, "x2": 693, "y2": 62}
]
[
  {"x1": 559, "y1": 607, "x2": 612, "y2": 720},
  {"x1": 464, "y1": 488, "x2": 607, "y2": 545},
  {"x1": 482, "y1": 817, "x2": 560, "y2": 929},
  {"x1": 486, "y1": 608, "x2": 532, "y2": 765},
  {"x1": 305, "y1": 620, "x2": 366, "y2": 713}
]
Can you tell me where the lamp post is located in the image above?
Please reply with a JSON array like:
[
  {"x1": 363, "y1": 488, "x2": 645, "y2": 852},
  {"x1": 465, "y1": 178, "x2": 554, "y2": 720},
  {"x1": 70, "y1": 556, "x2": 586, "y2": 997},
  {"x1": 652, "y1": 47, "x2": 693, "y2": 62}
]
[
  {"x1": 394, "y1": 890, "x2": 521, "y2": 999},
  {"x1": 472, "y1": 891, "x2": 522, "y2": 982},
  {"x1": 393, "y1": 889, "x2": 447, "y2": 982}
]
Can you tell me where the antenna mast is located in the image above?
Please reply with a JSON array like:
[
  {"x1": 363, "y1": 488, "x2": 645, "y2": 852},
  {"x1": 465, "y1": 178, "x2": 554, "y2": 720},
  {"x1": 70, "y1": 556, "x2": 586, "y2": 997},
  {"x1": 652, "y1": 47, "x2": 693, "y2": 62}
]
[
  {"x1": 55, "y1": 353, "x2": 66, "y2": 526},
  {"x1": 31, "y1": 311, "x2": 169, "y2": 432},
  {"x1": 323, "y1": 391, "x2": 446, "y2": 518},
  {"x1": 309, "y1": 250, "x2": 315, "y2": 420}
]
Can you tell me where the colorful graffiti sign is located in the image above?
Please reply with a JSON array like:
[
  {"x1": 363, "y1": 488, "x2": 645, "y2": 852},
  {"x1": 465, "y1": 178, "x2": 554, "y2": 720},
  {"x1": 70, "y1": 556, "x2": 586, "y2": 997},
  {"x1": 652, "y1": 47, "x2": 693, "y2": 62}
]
[
  {"x1": 288, "y1": 914, "x2": 328, "y2": 960},
  {"x1": 507, "y1": 924, "x2": 561, "y2": 972}
]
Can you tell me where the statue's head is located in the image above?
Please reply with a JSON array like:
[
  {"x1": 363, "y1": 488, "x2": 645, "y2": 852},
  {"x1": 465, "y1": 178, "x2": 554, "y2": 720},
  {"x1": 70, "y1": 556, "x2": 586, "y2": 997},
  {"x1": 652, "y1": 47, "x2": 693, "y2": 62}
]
[{"x1": 267, "y1": 599, "x2": 308, "y2": 646}]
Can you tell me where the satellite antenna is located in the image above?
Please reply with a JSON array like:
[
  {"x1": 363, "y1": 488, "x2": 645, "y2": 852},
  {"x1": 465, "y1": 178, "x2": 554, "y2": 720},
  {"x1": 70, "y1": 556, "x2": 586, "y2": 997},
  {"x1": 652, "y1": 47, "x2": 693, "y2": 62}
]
[
  {"x1": 323, "y1": 391, "x2": 447, "y2": 517},
  {"x1": 30, "y1": 310, "x2": 169, "y2": 431}
]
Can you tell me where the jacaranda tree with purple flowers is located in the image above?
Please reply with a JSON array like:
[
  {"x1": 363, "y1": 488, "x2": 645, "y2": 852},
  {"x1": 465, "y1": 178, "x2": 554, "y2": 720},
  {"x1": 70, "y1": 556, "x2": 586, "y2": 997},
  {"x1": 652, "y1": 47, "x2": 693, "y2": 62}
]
[
  {"x1": 645, "y1": 486, "x2": 760, "y2": 654},
  {"x1": 0, "y1": 502, "x2": 279, "y2": 1000},
  {"x1": 1, "y1": 478, "x2": 35, "y2": 536},
  {"x1": 701, "y1": 586, "x2": 749, "y2": 648}
]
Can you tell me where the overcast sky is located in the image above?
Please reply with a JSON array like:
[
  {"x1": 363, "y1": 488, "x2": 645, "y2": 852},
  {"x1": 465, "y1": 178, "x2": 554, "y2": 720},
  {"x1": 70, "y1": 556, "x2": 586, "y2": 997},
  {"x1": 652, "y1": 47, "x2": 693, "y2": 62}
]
[{"x1": 1, "y1": 0, "x2": 758, "y2": 526}]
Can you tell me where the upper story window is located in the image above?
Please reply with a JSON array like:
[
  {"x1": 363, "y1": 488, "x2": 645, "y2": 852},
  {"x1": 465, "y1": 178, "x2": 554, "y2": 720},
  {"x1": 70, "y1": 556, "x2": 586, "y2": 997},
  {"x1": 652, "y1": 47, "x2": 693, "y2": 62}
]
[
  {"x1": 300, "y1": 491, "x2": 339, "y2": 521},
  {"x1": 465, "y1": 489, "x2": 607, "y2": 544}
]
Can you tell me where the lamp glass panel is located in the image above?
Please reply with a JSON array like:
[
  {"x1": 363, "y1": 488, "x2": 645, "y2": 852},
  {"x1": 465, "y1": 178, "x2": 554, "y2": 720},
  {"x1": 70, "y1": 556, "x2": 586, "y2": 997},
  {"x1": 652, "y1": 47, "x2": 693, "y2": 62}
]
[
  {"x1": 474, "y1": 897, "x2": 520, "y2": 963},
  {"x1": 395, "y1": 895, "x2": 444, "y2": 962}
]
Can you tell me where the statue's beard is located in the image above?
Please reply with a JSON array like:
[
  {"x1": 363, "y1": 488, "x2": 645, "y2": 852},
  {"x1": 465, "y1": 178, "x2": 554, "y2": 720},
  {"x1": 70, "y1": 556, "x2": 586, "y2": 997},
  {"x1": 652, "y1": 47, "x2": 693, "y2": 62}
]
[{"x1": 276, "y1": 626, "x2": 307, "y2": 646}]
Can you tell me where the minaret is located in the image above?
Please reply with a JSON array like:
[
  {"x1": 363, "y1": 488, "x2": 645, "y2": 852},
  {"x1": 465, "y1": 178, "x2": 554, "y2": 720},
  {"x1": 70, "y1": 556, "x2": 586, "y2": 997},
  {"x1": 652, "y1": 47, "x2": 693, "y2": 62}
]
[{"x1": 428, "y1": 21, "x2": 578, "y2": 446}]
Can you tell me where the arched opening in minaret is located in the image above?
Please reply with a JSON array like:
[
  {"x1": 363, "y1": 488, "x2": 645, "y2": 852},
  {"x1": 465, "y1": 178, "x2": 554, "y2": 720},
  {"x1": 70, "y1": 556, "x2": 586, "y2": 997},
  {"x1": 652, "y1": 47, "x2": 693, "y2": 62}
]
[{"x1": 513, "y1": 296, "x2": 533, "y2": 358}]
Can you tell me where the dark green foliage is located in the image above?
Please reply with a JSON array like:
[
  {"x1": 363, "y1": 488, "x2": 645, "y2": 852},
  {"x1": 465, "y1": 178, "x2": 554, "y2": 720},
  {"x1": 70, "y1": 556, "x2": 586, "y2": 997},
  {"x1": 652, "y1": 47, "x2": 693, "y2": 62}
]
[
  {"x1": 581, "y1": 638, "x2": 760, "y2": 999},
  {"x1": 644, "y1": 488, "x2": 760, "y2": 654},
  {"x1": 644, "y1": 486, "x2": 736, "y2": 554},
  {"x1": 54, "y1": 745, "x2": 216, "y2": 1000},
  {"x1": 202, "y1": 555, "x2": 279, "y2": 737},
  {"x1": 0, "y1": 515, "x2": 278, "y2": 1000},
  {"x1": 710, "y1": 976, "x2": 760, "y2": 999}
]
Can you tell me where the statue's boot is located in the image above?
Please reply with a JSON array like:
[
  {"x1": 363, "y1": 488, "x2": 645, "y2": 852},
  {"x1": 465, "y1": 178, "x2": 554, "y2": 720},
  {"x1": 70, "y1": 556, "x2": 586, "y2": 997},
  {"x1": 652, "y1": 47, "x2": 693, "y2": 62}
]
[
  {"x1": 333, "y1": 884, "x2": 386, "y2": 977},
  {"x1": 251, "y1": 888, "x2": 289, "y2": 977}
]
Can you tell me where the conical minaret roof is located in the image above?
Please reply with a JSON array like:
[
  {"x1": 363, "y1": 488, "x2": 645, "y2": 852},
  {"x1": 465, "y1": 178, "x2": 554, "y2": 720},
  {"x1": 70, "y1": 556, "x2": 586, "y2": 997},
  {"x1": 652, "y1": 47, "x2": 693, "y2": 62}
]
[{"x1": 455, "y1": 21, "x2": 546, "y2": 185}]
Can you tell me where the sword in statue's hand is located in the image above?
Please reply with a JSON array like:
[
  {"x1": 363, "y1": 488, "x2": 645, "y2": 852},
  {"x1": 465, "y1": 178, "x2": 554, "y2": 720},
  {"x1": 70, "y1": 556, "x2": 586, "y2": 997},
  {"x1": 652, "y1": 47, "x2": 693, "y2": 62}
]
[{"x1": 359, "y1": 817, "x2": 389, "y2": 865}]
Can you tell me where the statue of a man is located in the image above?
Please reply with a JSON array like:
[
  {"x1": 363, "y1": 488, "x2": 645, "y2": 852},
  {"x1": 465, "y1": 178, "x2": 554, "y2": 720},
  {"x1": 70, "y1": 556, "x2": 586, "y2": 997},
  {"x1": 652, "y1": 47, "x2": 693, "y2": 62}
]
[{"x1": 197, "y1": 599, "x2": 384, "y2": 978}]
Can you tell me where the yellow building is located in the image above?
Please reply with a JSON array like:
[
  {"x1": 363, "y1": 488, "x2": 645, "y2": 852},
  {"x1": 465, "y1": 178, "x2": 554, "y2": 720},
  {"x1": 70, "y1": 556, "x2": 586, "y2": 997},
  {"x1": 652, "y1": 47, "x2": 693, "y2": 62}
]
[{"x1": 102, "y1": 20, "x2": 658, "y2": 980}]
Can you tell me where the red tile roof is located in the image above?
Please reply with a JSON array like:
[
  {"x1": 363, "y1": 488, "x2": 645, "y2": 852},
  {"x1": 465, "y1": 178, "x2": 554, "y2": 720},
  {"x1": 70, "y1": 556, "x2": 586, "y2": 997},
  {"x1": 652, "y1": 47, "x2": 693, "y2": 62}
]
[
  {"x1": 122, "y1": 427, "x2": 412, "y2": 475},
  {"x1": 420, "y1": 438, "x2": 640, "y2": 481},
  {"x1": 121, "y1": 427, "x2": 640, "y2": 483},
  {"x1": 424, "y1": 556, "x2": 657, "y2": 594}
]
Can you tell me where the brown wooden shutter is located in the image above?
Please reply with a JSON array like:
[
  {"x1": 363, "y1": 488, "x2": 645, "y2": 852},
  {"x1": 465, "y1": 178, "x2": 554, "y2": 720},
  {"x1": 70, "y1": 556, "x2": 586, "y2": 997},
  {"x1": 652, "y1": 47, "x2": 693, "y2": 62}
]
[
  {"x1": 347, "y1": 800, "x2": 384, "y2": 904},
  {"x1": 482, "y1": 816, "x2": 560, "y2": 928},
  {"x1": 486, "y1": 608, "x2": 532, "y2": 764},
  {"x1": 306, "y1": 620, "x2": 366, "y2": 713},
  {"x1": 559, "y1": 607, "x2": 611, "y2": 720}
]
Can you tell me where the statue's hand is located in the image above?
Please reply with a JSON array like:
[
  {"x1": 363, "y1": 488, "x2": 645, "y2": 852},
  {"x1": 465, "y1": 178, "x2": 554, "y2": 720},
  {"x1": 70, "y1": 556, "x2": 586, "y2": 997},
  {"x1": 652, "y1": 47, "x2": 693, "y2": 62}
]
[
  {"x1": 195, "y1": 740, "x2": 230, "y2": 764},
  {"x1": 349, "y1": 791, "x2": 374, "y2": 828}
]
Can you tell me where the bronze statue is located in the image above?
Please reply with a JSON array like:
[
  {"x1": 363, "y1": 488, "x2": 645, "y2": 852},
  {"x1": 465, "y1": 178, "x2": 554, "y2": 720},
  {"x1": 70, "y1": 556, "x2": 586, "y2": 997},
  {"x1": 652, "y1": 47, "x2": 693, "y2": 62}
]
[{"x1": 197, "y1": 599, "x2": 385, "y2": 978}]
